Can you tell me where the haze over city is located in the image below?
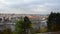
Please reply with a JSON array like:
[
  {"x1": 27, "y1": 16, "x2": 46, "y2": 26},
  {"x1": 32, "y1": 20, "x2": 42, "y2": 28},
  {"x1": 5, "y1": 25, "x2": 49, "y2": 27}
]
[{"x1": 0, "y1": 0, "x2": 60, "y2": 14}]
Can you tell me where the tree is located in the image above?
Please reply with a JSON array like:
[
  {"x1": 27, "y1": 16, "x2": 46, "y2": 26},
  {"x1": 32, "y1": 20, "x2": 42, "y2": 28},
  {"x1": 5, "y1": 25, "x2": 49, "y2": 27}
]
[
  {"x1": 47, "y1": 12, "x2": 60, "y2": 32},
  {"x1": 16, "y1": 16, "x2": 32, "y2": 34},
  {"x1": 56, "y1": 13, "x2": 60, "y2": 30},
  {"x1": 0, "y1": 18, "x2": 2, "y2": 22},
  {"x1": 47, "y1": 12, "x2": 56, "y2": 31},
  {"x1": 15, "y1": 17, "x2": 24, "y2": 34},
  {"x1": 23, "y1": 16, "x2": 31, "y2": 34}
]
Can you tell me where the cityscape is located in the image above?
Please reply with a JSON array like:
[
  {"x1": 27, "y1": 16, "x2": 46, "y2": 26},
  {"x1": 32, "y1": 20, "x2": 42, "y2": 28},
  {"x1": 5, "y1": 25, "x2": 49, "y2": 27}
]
[
  {"x1": 0, "y1": 14, "x2": 48, "y2": 31},
  {"x1": 0, "y1": 0, "x2": 60, "y2": 34},
  {"x1": 0, "y1": 13, "x2": 60, "y2": 34},
  {"x1": 0, "y1": 14, "x2": 49, "y2": 34}
]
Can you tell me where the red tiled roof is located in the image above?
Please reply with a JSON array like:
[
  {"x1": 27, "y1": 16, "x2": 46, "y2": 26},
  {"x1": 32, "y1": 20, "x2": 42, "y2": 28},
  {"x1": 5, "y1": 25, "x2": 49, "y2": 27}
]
[{"x1": 28, "y1": 16, "x2": 38, "y2": 19}]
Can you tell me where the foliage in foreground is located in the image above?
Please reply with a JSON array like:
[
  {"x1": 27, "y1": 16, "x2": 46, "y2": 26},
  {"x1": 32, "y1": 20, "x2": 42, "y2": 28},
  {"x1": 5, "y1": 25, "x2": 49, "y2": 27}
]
[
  {"x1": 15, "y1": 16, "x2": 32, "y2": 34},
  {"x1": 47, "y1": 12, "x2": 60, "y2": 32}
]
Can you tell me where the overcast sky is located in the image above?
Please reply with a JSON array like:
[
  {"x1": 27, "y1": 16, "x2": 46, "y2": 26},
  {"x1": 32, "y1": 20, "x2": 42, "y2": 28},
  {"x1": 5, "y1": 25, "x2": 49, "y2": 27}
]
[{"x1": 0, "y1": 0, "x2": 60, "y2": 14}]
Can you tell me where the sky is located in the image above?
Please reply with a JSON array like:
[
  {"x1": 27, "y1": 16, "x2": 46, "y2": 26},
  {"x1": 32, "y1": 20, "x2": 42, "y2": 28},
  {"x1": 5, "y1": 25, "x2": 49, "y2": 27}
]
[{"x1": 0, "y1": 0, "x2": 60, "y2": 14}]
